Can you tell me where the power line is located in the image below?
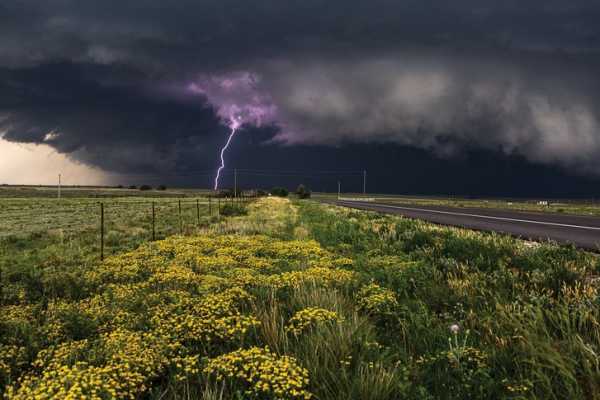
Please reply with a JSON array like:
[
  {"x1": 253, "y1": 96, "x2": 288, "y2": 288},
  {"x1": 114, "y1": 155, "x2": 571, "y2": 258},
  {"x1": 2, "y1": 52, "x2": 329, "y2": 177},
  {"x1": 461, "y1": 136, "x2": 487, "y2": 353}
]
[
  {"x1": 50, "y1": 168, "x2": 368, "y2": 192},
  {"x1": 106, "y1": 172, "x2": 217, "y2": 178},
  {"x1": 234, "y1": 172, "x2": 362, "y2": 178},
  {"x1": 110, "y1": 168, "x2": 364, "y2": 176},
  {"x1": 86, "y1": 168, "x2": 365, "y2": 179},
  {"x1": 233, "y1": 168, "x2": 365, "y2": 174}
]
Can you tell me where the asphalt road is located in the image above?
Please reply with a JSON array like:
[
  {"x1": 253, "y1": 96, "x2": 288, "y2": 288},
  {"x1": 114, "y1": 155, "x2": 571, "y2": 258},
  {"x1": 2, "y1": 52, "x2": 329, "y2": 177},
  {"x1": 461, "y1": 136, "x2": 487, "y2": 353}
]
[{"x1": 335, "y1": 200, "x2": 600, "y2": 250}]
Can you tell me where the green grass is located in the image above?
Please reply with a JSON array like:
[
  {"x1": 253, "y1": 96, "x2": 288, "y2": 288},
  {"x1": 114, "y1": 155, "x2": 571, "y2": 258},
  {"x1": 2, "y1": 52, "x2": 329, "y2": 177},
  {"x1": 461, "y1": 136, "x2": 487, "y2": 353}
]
[
  {"x1": 313, "y1": 192, "x2": 600, "y2": 216},
  {"x1": 296, "y1": 201, "x2": 600, "y2": 399},
  {"x1": 0, "y1": 185, "x2": 211, "y2": 198},
  {"x1": 0, "y1": 196, "x2": 250, "y2": 304},
  {"x1": 1, "y1": 197, "x2": 599, "y2": 399}
]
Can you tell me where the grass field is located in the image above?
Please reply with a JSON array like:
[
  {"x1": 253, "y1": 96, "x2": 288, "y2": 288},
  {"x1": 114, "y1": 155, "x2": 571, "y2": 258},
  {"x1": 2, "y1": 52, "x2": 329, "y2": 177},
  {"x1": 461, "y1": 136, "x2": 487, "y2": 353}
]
[
  {"x1": 1, "y1": 196, "x2": 600, "y2": 399},
  {"x1": 314, "y1": 192, "x2": 600, "y2": 216},
  {"x1": 0, "y1": 185, "x2": 212, "y2": 198},
  {"x1": 0, "y1": 196, "x2": 224, "y2": 276}
]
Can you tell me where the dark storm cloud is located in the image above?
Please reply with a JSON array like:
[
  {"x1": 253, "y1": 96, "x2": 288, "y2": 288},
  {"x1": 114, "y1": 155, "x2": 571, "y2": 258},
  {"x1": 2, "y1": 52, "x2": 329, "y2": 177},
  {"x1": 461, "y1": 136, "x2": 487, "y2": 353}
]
[
  {"x1": 259, "y1": 50, "x2": 600, "y2": 172},
  {"x1": 1, "y1": 0, "x2": 600, "y2": 178},
  {"x1": 2, "y1": 1, "x2": 600, "y2": 69},
  {"x1": 0, "y1": 62, "x2": 226, "y2": 173}
]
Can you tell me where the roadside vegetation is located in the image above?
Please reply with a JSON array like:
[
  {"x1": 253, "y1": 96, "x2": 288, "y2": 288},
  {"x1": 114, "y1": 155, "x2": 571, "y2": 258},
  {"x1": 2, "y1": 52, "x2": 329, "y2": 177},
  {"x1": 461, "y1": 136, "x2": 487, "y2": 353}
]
[
  {"x1": 315, "y1": 192, "x2": 600, "y2": 216},
  {"x1": 1, "y1": 197, "x2": 599, "y2": 399}
]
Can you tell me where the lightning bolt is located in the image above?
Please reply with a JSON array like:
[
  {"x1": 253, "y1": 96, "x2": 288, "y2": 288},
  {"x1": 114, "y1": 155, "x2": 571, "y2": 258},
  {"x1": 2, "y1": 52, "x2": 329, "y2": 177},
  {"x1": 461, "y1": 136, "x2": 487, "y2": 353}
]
[{"x1": 214, "y1": 120, "x2": 240, "y2": 190}]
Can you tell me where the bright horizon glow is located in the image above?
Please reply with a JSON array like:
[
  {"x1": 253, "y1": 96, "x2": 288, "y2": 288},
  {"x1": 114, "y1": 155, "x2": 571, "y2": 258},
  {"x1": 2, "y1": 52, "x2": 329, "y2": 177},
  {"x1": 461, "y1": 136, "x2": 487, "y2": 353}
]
[{"x1": 0, "y1": 137, "x2": 109, "y2": 185}]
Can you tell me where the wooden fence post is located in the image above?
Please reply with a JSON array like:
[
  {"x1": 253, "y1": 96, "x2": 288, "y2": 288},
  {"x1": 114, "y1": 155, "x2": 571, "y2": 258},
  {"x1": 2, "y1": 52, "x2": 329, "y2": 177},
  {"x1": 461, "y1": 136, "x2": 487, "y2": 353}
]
[
  {"x1": 196, "y1": 199, "x2": 200, "y2": 226},
  {"x1": 152, "y1": 201, "x2": 156, "y2": 241},
  {"x1": 178, "y1": 199, "x2": 182, "y2": 234},
  {"x1": 100, "y1": 202, "x2": 104, "y2": 261}
]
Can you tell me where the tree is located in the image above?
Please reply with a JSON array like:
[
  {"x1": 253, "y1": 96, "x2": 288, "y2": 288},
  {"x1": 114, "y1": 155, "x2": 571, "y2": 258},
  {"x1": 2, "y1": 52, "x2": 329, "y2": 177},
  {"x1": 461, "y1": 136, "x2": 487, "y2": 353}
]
[
  {"x1": 157, "y1": 185, "x2": 167, "y2": 191},
  {"x1": 139, "y1": 185, "x2": 152, "y2": 191},
  {"x1": 217, "y1": 188, "x2": 234, "y2": 198},
  {"x1": 271, "y1": 187, "x2": 289, "y2": 197},
  {"x1": 296, "y1": 184, "x2": 311, "y2": 199}
]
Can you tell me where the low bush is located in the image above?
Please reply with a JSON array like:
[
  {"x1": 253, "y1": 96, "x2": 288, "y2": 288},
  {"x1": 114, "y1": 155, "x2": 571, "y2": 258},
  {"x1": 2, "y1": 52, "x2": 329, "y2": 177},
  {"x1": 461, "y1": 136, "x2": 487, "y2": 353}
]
[
  {"x1": 219, "y1": 203, "x2": 248, "y2": 216},
  {"x1": 271, "y1": 187, "x2": 289, "y2": 197},
  {"x1": 215, "y1": 189, "x2": 234, "y2": 198},
  {"x1": 296, "y1": 184, "x2": 311, "y2": 199}
]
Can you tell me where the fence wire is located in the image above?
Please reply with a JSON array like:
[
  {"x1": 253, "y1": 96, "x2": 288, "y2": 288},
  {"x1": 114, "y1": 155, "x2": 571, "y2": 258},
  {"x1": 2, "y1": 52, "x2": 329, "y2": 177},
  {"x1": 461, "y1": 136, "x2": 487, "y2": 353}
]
[{"x1": 0, "y1": 197, "x2": 252, "y2": 243}]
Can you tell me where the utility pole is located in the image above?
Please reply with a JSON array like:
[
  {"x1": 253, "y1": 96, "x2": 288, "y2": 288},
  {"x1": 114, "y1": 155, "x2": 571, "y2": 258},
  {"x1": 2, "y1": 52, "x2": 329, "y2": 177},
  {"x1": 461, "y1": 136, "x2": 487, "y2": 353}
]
[
  {"x1": 363, "y1": 170, "x2": 366, "y2": 195},
  {"x1": 234, "y1": 168, "x2": 237, "y2": 198},
  {"x1": 58, "y1": 174, "x2": 61, "y2": 199}
]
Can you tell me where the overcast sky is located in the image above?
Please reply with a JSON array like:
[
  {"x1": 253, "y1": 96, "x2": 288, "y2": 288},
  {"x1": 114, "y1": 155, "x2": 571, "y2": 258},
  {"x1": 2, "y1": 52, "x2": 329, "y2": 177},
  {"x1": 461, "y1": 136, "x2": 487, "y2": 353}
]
[{"x1": 1, "y1": 1, "x2": 600, "y2": 195}]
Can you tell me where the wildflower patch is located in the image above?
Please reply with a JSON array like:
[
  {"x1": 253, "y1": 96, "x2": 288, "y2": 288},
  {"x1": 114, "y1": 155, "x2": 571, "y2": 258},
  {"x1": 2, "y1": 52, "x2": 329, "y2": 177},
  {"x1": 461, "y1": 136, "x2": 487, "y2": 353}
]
[
  {"x1": 2, "y1": 232, "x2": 354, "y2": 398},
  {"x1": 286, "y1": 308, "x2": 344, "y2": 336},
  {"x1": 204, "y1": 347, "x2": 312, "y2": 399},
  {"x1": 356, "y1": 283, "x2": 398, "y2": 315}
]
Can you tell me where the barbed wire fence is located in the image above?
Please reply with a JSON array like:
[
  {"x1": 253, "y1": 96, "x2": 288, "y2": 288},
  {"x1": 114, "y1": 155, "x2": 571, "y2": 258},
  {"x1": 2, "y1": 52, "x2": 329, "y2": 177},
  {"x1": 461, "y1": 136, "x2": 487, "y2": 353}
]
[
  {"x1": 0, "y1": 167, "x2": 368, "y2": 273},
  {"x1": 0, "y1": 195, "x2": 253, "y2": 261}
]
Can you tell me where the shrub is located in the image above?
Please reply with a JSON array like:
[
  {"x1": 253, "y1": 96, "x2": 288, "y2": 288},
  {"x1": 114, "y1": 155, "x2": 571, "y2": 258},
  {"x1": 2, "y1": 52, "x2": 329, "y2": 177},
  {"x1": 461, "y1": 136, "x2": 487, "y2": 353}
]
[
  {"x1": 204, "y1": 347, "x2": 312, "y2": 399},
  {"x1": 220, "y1": 203, "x2": 247, "y2": 216},
  {"x1": 156, "y1": 185, "x2": 167, "y2": 191},
  {"x1": 128, "y1": 185, "x2": 137, "y2": 190},
  {"x1": 216, "y1": 189, "x2": 234, "y2": 198},
  {"x1": 417, "y1": 344, "x2": 496, "y2": 399},
  {"x1": 286, "y1": 307, "x2": 343, "y2": 335},
  {"x1": 139, "y1": 185, "x2": 152, "y2": 191},
  {"x1": 357, "y1": 283, "x2": 398, "y2": 315},
  {"x1": 296, "y1": 184, "x2": 311, "y2": 199},
  {"x1": 271, "y1": 187, "x2": 289, "y2": 197}
]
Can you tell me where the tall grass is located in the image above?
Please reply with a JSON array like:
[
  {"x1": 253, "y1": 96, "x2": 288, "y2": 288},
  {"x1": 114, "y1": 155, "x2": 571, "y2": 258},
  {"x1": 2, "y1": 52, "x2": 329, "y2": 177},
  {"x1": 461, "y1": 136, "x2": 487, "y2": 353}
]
[
  {"x1": 296, "y1": 201, "x2": 600, "y2": 399},
  {"x1": 1, "y1": 197, "x2": 599, "y2": 399}
]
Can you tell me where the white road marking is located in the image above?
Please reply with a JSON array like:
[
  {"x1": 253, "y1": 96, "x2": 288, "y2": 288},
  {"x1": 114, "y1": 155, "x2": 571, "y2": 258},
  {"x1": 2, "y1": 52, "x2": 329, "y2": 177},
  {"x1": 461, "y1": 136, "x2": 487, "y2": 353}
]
[{"x1": 339, "y1": 201, "x2": 600, "y2": 231}]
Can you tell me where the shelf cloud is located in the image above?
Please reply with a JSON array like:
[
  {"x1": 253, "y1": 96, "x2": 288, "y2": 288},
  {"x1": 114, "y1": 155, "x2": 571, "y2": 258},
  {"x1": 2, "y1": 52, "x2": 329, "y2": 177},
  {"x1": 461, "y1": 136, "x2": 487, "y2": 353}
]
[{"x1": 1, "y1": 0, "x2": 600, "y2": 181}]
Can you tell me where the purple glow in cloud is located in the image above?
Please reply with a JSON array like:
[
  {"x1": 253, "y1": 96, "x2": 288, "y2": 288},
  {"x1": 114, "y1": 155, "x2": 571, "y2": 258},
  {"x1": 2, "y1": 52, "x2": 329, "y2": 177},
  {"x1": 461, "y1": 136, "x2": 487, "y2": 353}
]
[{"x1": 188, "y1": 72, "x2": 278, "y2": 189}]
